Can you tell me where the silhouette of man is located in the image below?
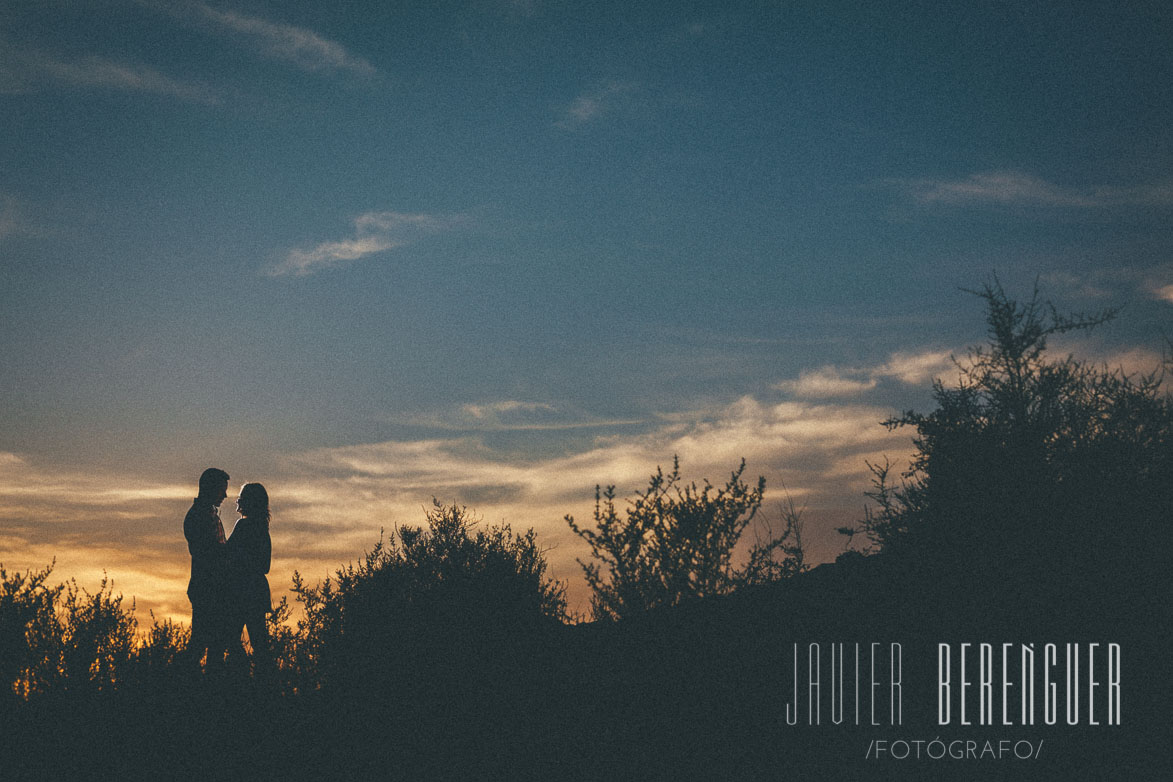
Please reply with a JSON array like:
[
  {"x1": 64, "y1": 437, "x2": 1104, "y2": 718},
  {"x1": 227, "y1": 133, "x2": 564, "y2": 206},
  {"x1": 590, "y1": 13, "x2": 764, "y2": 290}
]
[{"x1": 184, "y1": 467, "x2": 235, "y2": 671}]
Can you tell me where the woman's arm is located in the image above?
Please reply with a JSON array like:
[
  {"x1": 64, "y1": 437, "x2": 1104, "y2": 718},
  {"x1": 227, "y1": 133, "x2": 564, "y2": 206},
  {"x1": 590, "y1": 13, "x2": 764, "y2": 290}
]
[{"x1": 261, "y1": 530, "x2": 271, "y2": 575}]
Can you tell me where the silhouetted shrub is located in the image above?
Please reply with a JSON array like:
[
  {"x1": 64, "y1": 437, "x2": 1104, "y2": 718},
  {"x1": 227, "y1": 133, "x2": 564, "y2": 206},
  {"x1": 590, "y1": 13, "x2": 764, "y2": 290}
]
[
  {"x1": 57, "y1": 577, "x2": 138, "y2": 691},
  {"x1": 257, "y1": 595, "x2": 299, "y2": 691},
  {"x1": 291, "y1": 500, "x2": 568, "y2": 692},
  {"x1": 566, "y1": 457, "x2": 805, "y2": 621},
  {"x1": 0, "y1": 563, "x2": 61, "y2": 699},
  {"x1": 0, "y1": 565, "x2": 146, "y2": 696},
  {"x1": 846, "y1": 281, "x2": 1172, "y2": 594},
  {"x1": 130, "y1": 612, "x2": 189, "y2": 683}
]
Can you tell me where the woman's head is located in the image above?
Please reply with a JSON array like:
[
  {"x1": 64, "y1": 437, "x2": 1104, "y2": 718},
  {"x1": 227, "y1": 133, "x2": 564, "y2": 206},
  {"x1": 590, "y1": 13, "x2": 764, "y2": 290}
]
[{"x1": 236, "y1": 482, "x2": 270, "y2": 523}]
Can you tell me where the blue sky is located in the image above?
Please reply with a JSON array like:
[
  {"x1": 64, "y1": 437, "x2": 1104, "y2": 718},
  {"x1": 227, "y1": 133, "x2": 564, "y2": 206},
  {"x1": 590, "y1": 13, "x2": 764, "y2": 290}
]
[{"x1": 2, "y1": 0, "x2": 1171, "y2": 618}]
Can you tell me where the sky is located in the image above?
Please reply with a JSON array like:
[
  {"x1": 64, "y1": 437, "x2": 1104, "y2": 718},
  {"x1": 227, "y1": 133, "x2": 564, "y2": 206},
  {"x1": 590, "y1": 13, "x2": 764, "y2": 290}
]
[{"x1": 2, "y1": 0, "x2": 1171, "y2": 622}]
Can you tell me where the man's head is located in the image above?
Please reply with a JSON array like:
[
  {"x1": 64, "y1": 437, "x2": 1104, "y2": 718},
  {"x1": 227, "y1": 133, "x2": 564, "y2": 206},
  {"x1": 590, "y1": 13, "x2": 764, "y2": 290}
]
[{"x1": 197, "y1": 467, "x2": 230, "y2": 505}]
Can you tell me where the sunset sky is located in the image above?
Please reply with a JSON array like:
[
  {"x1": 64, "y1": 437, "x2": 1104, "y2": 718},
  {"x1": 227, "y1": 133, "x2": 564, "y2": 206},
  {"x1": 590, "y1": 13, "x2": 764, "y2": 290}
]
[{"x1": 2, "y1": 0, "x2": 1171, "y2": 622}]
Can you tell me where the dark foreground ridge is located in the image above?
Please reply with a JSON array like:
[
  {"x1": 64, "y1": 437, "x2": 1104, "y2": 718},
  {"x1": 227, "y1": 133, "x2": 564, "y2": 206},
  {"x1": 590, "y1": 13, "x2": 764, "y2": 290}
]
[{"x1": 2, "y1": 550, "x2": 1168, "y2": 781}]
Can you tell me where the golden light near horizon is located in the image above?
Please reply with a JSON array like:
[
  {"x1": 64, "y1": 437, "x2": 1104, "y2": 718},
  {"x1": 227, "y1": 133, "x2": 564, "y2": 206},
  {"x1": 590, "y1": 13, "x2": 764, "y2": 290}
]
[{"x1": 1, "y1": 386, "x2": 922, "y2": 627}]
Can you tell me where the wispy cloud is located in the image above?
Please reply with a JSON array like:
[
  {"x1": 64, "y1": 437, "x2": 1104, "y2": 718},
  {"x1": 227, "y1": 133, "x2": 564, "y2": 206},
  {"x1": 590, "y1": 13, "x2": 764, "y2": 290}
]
[
  {"x1": 776, "y1": 348, "x2": 957, "y2": 399},
  {"x1": 908, "y1": 171, "x2": 1096, "y2": 207},
  {"x1": 269, "y1": 211, "x2": 459, "y2": 277},
  {"x1": 0, "y1": 45, "x2": 218, "y2": 103},
  {"x1": 1041, "y1": 270, "x2": 1117, "y2": 300},
  {"x1": 351, "y1": 212, "x2": 452, "y2": 233},
  {"x1": 775, "y1": 368, "x2": 877, "y2": 398},
  {"x1": 382, "y1": 400, "x2": 645, "y2": 432},
  {"x1": 1040, "y1": 264, "x2": 1173, "y2": 306},
  {"x1": 556, "y1": 81, "x2": 638, "y2": 129},
  {"x1": 1046, "y1": 338, "x2": 1170, "y2": 393},
  {"x1": 896, "y1": 170, "x2": 1173, "y2": 209},
  {"x1": 462, "y1": 400, "x2": 556, "y2": 419},
  {"x1": 1101, "y1": 346, "x2": 1170, "y2": 379},
  {"x1": 188, "y1": 2, "x2": 375, "y2": 76},
  {"x1": 454, "y1": 401, "x2": 592, "y2": 431},
  {"x1": 1151, "y1": 283, "x2": 1173, "y2": 304},
  {"x1": 879, "y1": 350, "x2": 957, "y2": 385},
  {"x1": 776, "y1": 338, "x2": 1164, "y2": 407},
  {"x1": 274, "y1": 236, "x2": 397, "y2": 277}
]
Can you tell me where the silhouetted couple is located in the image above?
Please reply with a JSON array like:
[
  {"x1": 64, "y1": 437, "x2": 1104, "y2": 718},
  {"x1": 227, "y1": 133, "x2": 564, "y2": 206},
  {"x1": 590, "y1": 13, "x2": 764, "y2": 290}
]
[{"x1": 184, "y1": 467, "x2": 273, "y2": 676}]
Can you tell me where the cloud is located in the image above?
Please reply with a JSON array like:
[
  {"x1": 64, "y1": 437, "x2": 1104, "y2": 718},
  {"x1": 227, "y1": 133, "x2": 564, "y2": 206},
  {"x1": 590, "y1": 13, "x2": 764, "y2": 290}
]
[
  {"x1": 1040, "y1": 265, "x2": 1173, "y2": 305},
  {"x1": 462, "y1": 400, "x2": 556, "y2": 419},
  {"x1": 0, "y1": 46, "x2": 218, "y2": 103},
  {"x1": 352, "y1": 212, "x2": 450, "y2": 233},
  {"x1": 1047, "y1": 337, "x2": 1169, "y2": 389},
  {"x1": 879, "y1": 350, "x2": 956, "y2": 385},
  {"x1": 189, "y1": 3, "x2": 375, "y2": 76},
  {"x1": 776, "y1": 348, "x2": 957, "y2": 399},
  {"x1": 776, "y1": 368, "x2": 877, "y2": 398},
  {"x1": 908, "y1": 171, "x2": 1096, "y2": 207},
  {"x1": 273, "y1": 236, "x2": 397, "y2": 277},
  {"x1": 896, "y1": 170, "x2": 1173, "y2": 209},
  {"x1": 556, "y1": 81, "x2": 638, "y2": 129},
  {"x1": 383, "y1": 400, "x2": 646, "y2": 432},
  {"x1": 454, "y1": 400, "x2": 589, "y2": 431},
  {"x1": 1101, "y1": 347, "x2": 1169, "y2": 380},
  {"x1": 269, "y1": 211, "x2": 459, "y2": 277},
  {"x1": 1041, "y1": 270, "x2": 1116, "y2": 300}
]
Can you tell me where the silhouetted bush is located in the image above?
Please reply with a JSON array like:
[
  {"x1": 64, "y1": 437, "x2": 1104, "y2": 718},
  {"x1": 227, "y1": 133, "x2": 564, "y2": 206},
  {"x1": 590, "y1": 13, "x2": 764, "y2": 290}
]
[
  {"x1": 290, "y1": 500, "x2": 568, "y2": 693},
  {"x1": 55, "y1": 577, "x2": 137, "y2": 692},
  {"x1": 566, "y1": 457, "x2": 805, "y2": 621},
  {"x1": 129, "y1": 612, "x2": 189, "y2": 685},
  {"x1": 846, "y1": 281, "x2": 1173, "y2": 597},
  {"x1": 0, "y1": 564, "x2": 205, "y2": 698},
  {"x1": 0, "y1": 563, "x2": 60, "y2": 699}
]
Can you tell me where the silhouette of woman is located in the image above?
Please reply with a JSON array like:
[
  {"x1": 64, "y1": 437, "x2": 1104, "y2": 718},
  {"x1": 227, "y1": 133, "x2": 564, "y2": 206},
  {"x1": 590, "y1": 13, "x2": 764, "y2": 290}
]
[{"x1": 227, "y1": 482, "x2": 273, "y2": 675}]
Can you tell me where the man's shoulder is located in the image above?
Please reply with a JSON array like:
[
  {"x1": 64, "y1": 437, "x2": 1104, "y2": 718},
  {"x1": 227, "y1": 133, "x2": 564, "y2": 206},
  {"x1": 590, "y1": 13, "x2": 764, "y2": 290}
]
[{"x1": 184, "y1": 500, "x2": 214, "y2": 527}]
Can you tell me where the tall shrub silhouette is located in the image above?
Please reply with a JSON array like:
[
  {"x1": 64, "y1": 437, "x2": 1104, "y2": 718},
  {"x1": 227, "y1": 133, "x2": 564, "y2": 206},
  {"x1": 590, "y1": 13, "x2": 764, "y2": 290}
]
[
  {"x1": 0, "y1": 565, "x2": 155, "y2": 696},
  {"x1": 291, "y1": 500, "x2": 567, "y2": 692},
  {"x1": 130, "y1": 612, "x2": 189, "y2": 681},
  {"x1": 56, "y1": 577, "x2": 137, "y2": 691},
  {"x1": 0, "y1": 563, "x2": 206, "y2": 698},
  {"x1": 848, "y1": 282, "x2": 1172, "y2": 596},
  {"x1": 566, "y1": 457, "x2": 804, "y2": 621},
  {"x1": 0, "y1": 563, "x2": 60, "y2": 698}
]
